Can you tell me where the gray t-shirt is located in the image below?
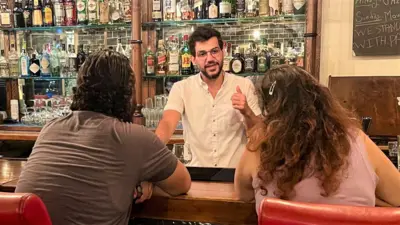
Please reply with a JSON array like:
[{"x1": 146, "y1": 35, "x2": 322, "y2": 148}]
[{"x1": 15, "y1": 111, "x2": 178, "y2": 225}]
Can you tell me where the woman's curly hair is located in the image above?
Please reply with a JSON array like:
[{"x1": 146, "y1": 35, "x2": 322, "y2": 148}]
[
  {"x1": 70, "y1": 50, "x2": 135, "y2": 122},
  {"x1": 248, "y1": 65, "x2": 360, "y2": 200}
]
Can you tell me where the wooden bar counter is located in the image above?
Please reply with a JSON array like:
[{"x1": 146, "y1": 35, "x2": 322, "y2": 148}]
[{"x1": 0, "y1": 159, "x2": 257, "y2": 225}]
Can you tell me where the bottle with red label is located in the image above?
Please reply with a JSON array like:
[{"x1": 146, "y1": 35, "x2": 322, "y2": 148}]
[
  {"x1": 180, "y1": 34, "x2": 192, "y2": 75},
  {"x1": 144, "y1": 47, "x2": 155, "y2": 76},
  {"x1": 64, "y1": 0, "x2": 76, "y2": 25},
  {"x1": 156, "y1": 40, "x2": 168, "y2": 76}
]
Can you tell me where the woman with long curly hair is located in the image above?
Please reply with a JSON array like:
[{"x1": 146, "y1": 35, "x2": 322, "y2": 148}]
[
  {"x1": 234, "y1": 65, "x2": 400, "y2": 214},
  {"x1": 15, "y1": 50, "x2": 190, "y2": 225}
]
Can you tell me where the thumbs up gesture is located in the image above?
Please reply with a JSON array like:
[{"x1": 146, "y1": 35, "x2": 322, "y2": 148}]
[{"x1": 231, "y1": 85, "x2": 250, "y2": 116}]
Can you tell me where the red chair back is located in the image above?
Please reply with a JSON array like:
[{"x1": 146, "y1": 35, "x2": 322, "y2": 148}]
[
  {"x1": 0, "y1": 192, "x2": 52, "y2": 225},
  {"x1": 259, "y1": 198, "x2": 400, "y2": 225}
]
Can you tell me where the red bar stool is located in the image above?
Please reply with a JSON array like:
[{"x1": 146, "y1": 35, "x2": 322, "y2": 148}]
[
  {"x1": 0, "y1": 192, "x2": 52, "y2": 225},
  {"x1": 259, "y1": 198, "x2": 400, "y2": 225}
]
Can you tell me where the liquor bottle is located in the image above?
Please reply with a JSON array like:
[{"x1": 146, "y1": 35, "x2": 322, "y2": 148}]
[
  {"x1": 77, "y1": 0, "x2": 88, "y2": 25},
  {"x1": 236, "y1": 0, "x2": 245, "y2": 18},
  {"x1": 176, "y1": 1, "x2": 181, "y2": 21},
  {"x1": 43, "y1": 0, "x2": 54, "y2": 26},
  {"x1": 282, "y1": 0, "x2": 293, "y2": 15},
  {"x1": 0, "y1": 50, "x2": 9, "y2": 77},
  {"x1": 293, "y1": 0, "x2": 305, "y2": 14},
  {"x1": 193, "y1": 0, "x2": 204, "y2": 19},
  {"x1": 167, "y1": 36, "x2": 180, "y2": 76},
  {"x1": 125, "y1": 41, "x2": 132, "y2": 60},
  {"x1": 23, "y1": 0, "x2": 33, "y2": 27},
  {"x1": 68, "y1": 44, "x2": 77, "y2": 75},
  {"x1": 389, "y1": 141, "x2": 399, "y2": 169},
  {"x1": 50, "y1": 40, "x2": 61, "y2": 77},
  {"x1": 230, "y1": 47, "x2": 244, "y2": 74},
  {"x1": 278, "y1": 0, "x2": 283, "y2": 15},
  {"x1": 257, "y1": 39, "x2": 269, "y2": 73},
  {"x1": 296, "y1": 42, "x2": 304, "y2": 67},
  {"x1": 244, "y1": 42, "x2": 256, "y2": 72},
  {"x1": 246, "y1": 0, "x2": 257, "y2": 17},
  {"x1": 116, "y1": 37, "x2": 126, "y2": 55},
  {"x1": 32, "y1": 0, "x2": 43, "y2": 26},
  {"x1": 109, "y1": 0, "x2": 123, "y2": 23},
  {"x1": 144, "y1": 47, "x2": 155, "y2": 76},
  {"x1": 8, "y1": 45, "x2": 19, "y2": 78},
  {"x1": 40, "y1": 44, "x2": 51, "y2": 76},
  {"x1": 123, "y1": 0, "x2": 131, "y2": 23},
  {"x1": 14, "y1": 0, "x2": 25, "y2": 28},
  {"x1": 208, "y1": 0, "x2": 218, "y2": 19},
  {"x1": 156, "y1": 40, "x2": 168, "y2": 76},
  {"x1": 19, "y1": 49, "x2": 30, "y2": 77},
  {"x1": 270, "y1": 0, "x2": 279, "y2": 15},
  {"x1": 0, "y1": 3, "x2": 13, "y2": 28},
  {"x1": 181, "y1": 0, "x2": 194, "y2": 20},
  {"x1": 29, "y1": 54, "x2": 41, "y2": 76},
  {"x1": 223, "y1": 42, "x2": 232, "y2": 72},
  {"x1": 76, "y1": 45, "x2": 86, "y2": 71},
  {"x1": 259, "y1": 0, "x2": 270, "y2": 16},
  {"x1": 59, "y1": 44, "x2": 68, "y2": 77},
  {"x1": 99, "y1": 0, "x2": 109, "y2": 24},
  {"x1": 152, "y1": 0, "x2": 162, "y2": 21},
  {"x1": 219, "y1": 0, "x2": 232, "y2": 18},
  {"x1": 64, "y1": 0, "x2": 76, "y2": 26},
  {"x1": 270, "y1": 42, "x2": 285, "y2": 68},
  {"x1": 164, "y1": 0, "x2": 177, "y2": 21},
  {"x1": 87, "y1": 0, "x2": 98, "y2": 24},
  {"x1": 181, "y1": 34, "x2": 192, "y2": 75},
  {"x1": 53, "y1": 0, "x2": 64, "y2": 26}
]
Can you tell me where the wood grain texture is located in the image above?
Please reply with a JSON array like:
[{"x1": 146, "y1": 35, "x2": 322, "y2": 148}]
[
  {"x1": 0, "y1": 160, "x2": 257, "y2": 225},
  {"x1": 305, "y1": 0, "x2": 317, "y2": 77},
  {"x1": 329, "y1": 76, "x2": 400, "y2": 137}
]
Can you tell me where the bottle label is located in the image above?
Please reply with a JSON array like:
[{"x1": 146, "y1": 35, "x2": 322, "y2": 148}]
[
  {"x1": 1, "y1": 12, "x2": 10, "y2": 25},
  {"x1": 152, "y1": 11, "x2": 162, "y2": 19},
  {"x1": 146, "y1": 57, "x2": 155, "y2": 74},
  {"x1": 41, "y1": 58, "x2": 50, "y2": 70},
  {"x1": 34, "y1": 0, "x2": 39, "y2": 6},
  {"x1": 10, "y1": 100, "x2": 19, "y2": 121},
  {"x1": 169, "y1": 64, "x2": 179, "y2": 72},
  {"x1": 165, "y1": 0, "x2": 176, "y2": 13},
  {"x1": 29, "y1": 63, "x2": 39, "y2": 74},
  {"x1": 219, "y1": 2, "x2": 232, "y2": 14},
  {"x1": 245, "y1": 58, "x2": 254, "y2": 71},
  {"x1": 283, "y1": 0, "x2": 294, "y2": 14},
  {"x1": 77, "y1": 1, "x2": 86, "y2": 12},
  {"x1": 124, "y1": 2, "x2": 131, "y2": 21},
  {"x1": 232, "y1": 60, "x2": 242, "y2": 73},
  {"x1": 21, "y1": 58, "x2": 29, "y2": 76},
  {"x1": 54, "y1": 4, "x2": 64, "y2": 24},
  {"x1": 77, "y1": 1, "x2": 87, "y2": 21},
  {"x1": 33, "y1": 10, "x2": 43, "y2": 25},
  {"x1": 44, "y1": 8, "x2": 53, "y2": 24},
  {"x1": 169, "y1": 52, "x2": 179, "y2": 64},
  {"x1": 223, "y1": 59, "x2": 230, "y2": 71},
  {"x1": 259, "y1": 0, "x2": 270, "y2": 15},
  {"x1": 236, "y1": 0, "x2": 245, "y2": 12},
  {"x1": 99, "y1": 1, "x2": 109, "y2": 23},
  {"x1": 270, "y1": 57, "x2": 281, "y2": 68},
  {"x1": 65, "y1": 5, "x2": 74, "y2": 20},
  {"x1": 157, "y1": 55, "x2": 166, "y2": 65},
  {"x1": 181, "y1": 53, "x2": 191, "y2": 68},
  {"x1": 153, "y1": 0, "x2": 161, "y2": 11},
  {"x1": 209, "y1": 4, "x2": 218, "y2": 18},
  {"x1": 88, "y1": 0, "x2": 97, "y2": 11},
  {"x1": 257, "y1": 57, "x2": 267, "y2": 72},
  {"x1": 293, "y1": 0, "x2": 305, "y2": 10},
  {"x1": 112, "y1": 11, "x2": 120, "y2": 21}
]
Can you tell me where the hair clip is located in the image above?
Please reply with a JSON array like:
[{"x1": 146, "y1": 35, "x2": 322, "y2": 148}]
[{"x1": 269, "y1": 81, "x2": 276, "y2": 96}]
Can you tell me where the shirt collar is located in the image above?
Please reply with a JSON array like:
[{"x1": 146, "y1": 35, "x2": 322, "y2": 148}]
[{"x1": 196, "y1": 72, "x2": 230, "y2": 91}]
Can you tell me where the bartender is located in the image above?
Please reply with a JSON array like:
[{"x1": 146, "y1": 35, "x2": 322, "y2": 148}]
[{"x1": 156, "y1": 26, "x2": 261, "y2": 168}]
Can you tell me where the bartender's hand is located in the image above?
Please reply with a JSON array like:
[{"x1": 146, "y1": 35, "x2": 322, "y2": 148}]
[
  {"x1": 134, "y1": 181, "x2": 154, "y2": 204},
  {"x1": 231, "y1": 86, "x2": 252, "y2": 116}
]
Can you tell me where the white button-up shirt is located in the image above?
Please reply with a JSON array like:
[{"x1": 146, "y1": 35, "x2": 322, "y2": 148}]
[{"x1": 164, "y1": 73, "x2": 261, "y2": 168}]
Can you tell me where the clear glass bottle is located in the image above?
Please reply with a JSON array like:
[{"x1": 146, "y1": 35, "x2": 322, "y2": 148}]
[
  {"x1": 164, "y1": 0, "x2": 177, "y2": 21},
  {"x1": 53, "y1": 0, "x2": 64, "y2": 26},
  {"x1": 8, "y1": 45, "x2": 20, "y2": 78},
  {"x1": 99, "y1": 0, "x2": 109, "y2": 24},
  {"x1": 259, "y1": 0, "x2": 270, "y2": 16},
  {"x1": 181, "y1": 0, "x2": 194, "y2": 20},
  {"x1": 68, "y1": 44, "x2": 77, "y2": 76},
  {"x1": 389, "y1": 141, "x2": 399, "y2": 170},
  {"x1": 50, "y1": 40, "x2": 61, "y2": 77},
  {"x1": 19, "y1": 49, "x2": 30, "y2": 77},
  {"x1": 152, "y1": 0, "x2": 162, "y2": 21},
  {"x1": 0, "y1": 50, "x2": 9, "y2": 77},
  {"x1": 156, "y1": 40, "x2": 168, "y2": 76},
  {"x1": 245, "y1": 0, "x2": 258, "y2": 17},
  {"x1": 109, "y1": 0, "x2": 124, "y2": 23},
  {"x1": 208, "y1": 0, "x2": 218, "y2": 19},
  {"x1": 219, "y1": 0, "x2": 232, "y2": 18},
  {"x1": 40, "y1": 44, "x2": 52, "y2": 76},
  {"x1": 282, "y1": 0, "x2": 293, "y2": 15},
  {"x1": 168, "y1": 36, "x2": 180, "y2": 76},
  {"x1": 125, "y1": 41, "x2": 132, "y2": 60},
  {"x1": 0, "y1": 3, "x2": 13, "y2": 28},
  {"x1": 59, "y1": 44, "x2": 68, "y2": 77},
  {"x1": 123, "y1": 0, "x2": 131, "y2": 23},
  {"x1": 116, "y1": 37, "x2": 126, "y2": 55},
  {"x1": 223, "y1": 42, "x2": 232, "y2": 72}
]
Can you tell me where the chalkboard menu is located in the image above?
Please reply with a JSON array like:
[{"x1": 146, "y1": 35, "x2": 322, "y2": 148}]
[{"x1": 353, "y1": 0, "x2": 400, "y2": 56}]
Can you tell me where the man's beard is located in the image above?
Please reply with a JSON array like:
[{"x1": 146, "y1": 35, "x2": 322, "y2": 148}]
[{"x1": 200, "y1": 61, "x2": 223, "y2": 80}]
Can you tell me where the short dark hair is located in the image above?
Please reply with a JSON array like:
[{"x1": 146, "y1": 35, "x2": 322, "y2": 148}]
[
  {"x1": 189, "y1": 26, "x2": 224, "y2": 56},
  {"x1": 70, "y1": 50, "x2": 135, "y2": 123}
]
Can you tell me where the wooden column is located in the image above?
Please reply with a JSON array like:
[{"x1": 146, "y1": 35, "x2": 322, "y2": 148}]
[
  {"x1": 131, "y1": 0, "x2": 144, "y2": 125},
  {"x1": 305, "y1": 0, "x2": 319, "y2": 80}
]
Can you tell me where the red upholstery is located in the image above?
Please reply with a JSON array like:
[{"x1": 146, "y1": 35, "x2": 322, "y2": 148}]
[
  {"x1": 259, "y1": 198, "x2": 400, "y2": 225},
  {"x1": 0, "y1": 192, "x2": 52, "y2": 225}
]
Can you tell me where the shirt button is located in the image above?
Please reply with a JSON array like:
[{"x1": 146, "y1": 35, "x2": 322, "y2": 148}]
[
  {"x1": 213, "y1": 134, "x2": 216, "y2": 136},
  {"x1": 213, "y1": 119, "x2": 215, "y2": 122},
  {"x1": 212, "y1": 105, "x2": 215, "y2": 107},
  {"x1": 213, "y1": 149, "x2": 216, "y2": 152},
  {"x1": 214, "y1": 164, "x2": 217, "y2": 167}
]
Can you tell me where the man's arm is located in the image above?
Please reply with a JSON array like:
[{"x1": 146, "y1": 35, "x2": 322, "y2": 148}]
[{"x1": 155, "y1": 110, "x2": 181, "y2": 144}]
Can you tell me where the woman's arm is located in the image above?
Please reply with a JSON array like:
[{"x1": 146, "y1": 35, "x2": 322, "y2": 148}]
[{"x1": 234, "y1": 148, "x2": 258, "y2": 202}]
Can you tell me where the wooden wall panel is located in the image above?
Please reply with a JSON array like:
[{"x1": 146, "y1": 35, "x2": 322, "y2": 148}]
[{"x1": 329, "y1": 76, "x2": 400, "y2": 137}]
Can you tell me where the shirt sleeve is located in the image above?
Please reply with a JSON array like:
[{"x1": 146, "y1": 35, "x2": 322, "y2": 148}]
[
  {"x1": 119, "y1": 123, "x2": 178, "y2": 183},
  {"x1": 246, "y1": 79, "x2": 262, "y2": 116},
  {"x1": 164, "y1": 81, "x2": 184, "y2": 114}
]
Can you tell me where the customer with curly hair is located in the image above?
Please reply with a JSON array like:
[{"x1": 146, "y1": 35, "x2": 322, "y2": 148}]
[
  {"x1": 234, "y1": 65, "x2": 400, "y2": 214},
  {"x1": 15, "y1": 50, "x2": 191, "y2": 225}
]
